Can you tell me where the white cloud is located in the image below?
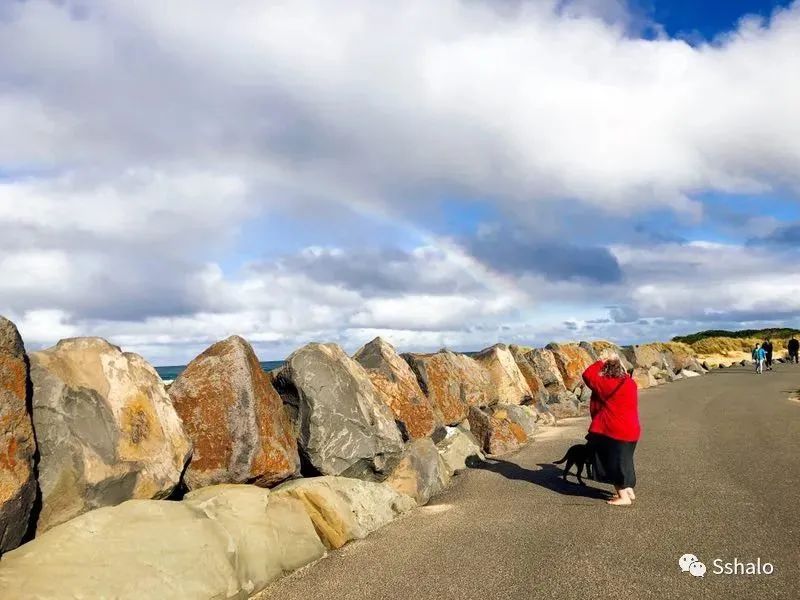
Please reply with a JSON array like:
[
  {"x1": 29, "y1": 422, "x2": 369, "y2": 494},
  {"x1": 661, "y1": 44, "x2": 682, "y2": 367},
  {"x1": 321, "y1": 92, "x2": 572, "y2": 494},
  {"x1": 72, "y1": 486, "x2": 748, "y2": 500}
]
[
  {"x1": 3, "y1": 1, "x2": 800, "y2": 213},
  {"x1": 612, "y1": 241, "x2": 800, "y2": 320},
  {"x1": 2, "y1": 0, "x2": 800, "y2": 363}
]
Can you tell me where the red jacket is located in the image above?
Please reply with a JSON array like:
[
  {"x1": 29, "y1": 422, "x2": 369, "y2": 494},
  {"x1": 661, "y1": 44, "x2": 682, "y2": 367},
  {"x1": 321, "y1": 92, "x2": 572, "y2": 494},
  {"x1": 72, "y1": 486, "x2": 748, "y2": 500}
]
[{"x1": 582, "y1": 361, "x2": 640, "y2": 442}]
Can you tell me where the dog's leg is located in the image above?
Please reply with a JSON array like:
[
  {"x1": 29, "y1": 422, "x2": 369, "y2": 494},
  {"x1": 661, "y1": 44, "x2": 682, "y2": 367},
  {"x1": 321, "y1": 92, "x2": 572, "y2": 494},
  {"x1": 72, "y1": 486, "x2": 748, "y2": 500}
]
[
  {"x1": 576, "y1": 462, "x2": 586, "y2": 486},
  {"x1": 563, "y1": 459, "x2": 574, "y2": 481}
]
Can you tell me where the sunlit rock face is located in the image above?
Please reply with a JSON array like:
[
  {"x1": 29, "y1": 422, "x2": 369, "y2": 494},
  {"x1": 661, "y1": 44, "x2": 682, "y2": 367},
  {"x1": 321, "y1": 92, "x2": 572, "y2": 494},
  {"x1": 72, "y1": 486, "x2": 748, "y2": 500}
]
[
  {"x1": 29, "y1": 337, "x2": 191, "y2": 534},
  {"x1": 169, "y1": 335, "x2": 300, "y2": 490},
  {"x1": 0, "y1": 316, "x2": 36, "y2": 553}
]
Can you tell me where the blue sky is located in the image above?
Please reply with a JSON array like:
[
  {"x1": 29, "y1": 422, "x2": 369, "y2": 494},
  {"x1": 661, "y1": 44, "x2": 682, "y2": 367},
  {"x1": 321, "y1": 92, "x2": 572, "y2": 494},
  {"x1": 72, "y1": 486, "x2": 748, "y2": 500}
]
[
  {"x1": 1, "y1": 0, "x2": 799, "y2": 365},
  {"x1": 643, "y1": 0, "x2": 794, "y2": 37}
]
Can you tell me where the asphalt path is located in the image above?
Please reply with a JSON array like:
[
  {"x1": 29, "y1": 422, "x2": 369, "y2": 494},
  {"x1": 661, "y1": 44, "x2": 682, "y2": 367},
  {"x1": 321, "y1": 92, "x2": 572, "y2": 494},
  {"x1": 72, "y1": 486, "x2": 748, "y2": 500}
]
[{"x1": 261, "y1": 363, "x2": 800, "y2": 599}]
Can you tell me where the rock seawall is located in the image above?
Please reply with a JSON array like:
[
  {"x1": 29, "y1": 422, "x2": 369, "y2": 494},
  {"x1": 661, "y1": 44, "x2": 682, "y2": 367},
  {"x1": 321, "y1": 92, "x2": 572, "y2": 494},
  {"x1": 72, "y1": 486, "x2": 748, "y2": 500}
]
[{"x1": 0, "y1": 315, "x2": 713, "y2": 597}]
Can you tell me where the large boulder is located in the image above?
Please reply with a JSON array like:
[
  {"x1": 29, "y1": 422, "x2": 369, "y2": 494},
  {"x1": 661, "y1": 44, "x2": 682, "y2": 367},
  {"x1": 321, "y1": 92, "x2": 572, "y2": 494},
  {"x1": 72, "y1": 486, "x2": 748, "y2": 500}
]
[
  {"x1": 169, "y1": 336, "x2": 300, "y2": 490},
  {"x1": 632, "y1": 367, "x2": 657, "y2": 389},
  {"x1": 467, "y1": 406, "x2": 528, "y2": 456},
  {"x1": 402, "y1": 350, "x2": 492, "y2": 426},
  {"x1": 663, "y1": 343, "x2": 706, "y2": 374},
  {"x1": 591, "y1": 341, "x2": 634, "y2": 372},
  {"x1": 511, "y1": 348, "x2": 587, "y2": 419},
  {"x1": 579, "y1": 341, "x2": 599, "y2": 361},
  {"x1": 278, "y1": 343, "x2": 404, "y2": 479},
  {"x1": 386, "y1": 438, "x2": 451, "y2": 506},
  {"x1": 0, "y1": 485, "x2": 326, "y2": 599},
  {"x1": 623, "y1": 344, "x2": 666, "y2": 370},
  {"x1": 29, "y1": 337, "x2": 191, "y2": 534},
  {"x1": 651, "y1": 364, "x2": 677, "y2": 383},
  {"x1": 508, "y1": 346, "x2": 556, "y2": 424},
  {"x1": 353, "y1": 337, "x2": 438, "y2": 440},
  {"x1": 0, "y1": 317, "x2": 36, "y2": 554},
  {"x1": 474, "y1": 344, "x2": 533, "y2": 405},
  {"x1": 496, "y1": 404, "x2": 538, "y2": 438},
  {"x1": 273, "y1": 476, "x2": 415, "y2": 550},
  {"x1": 524, "y1": 348, "x2": 566, "y2": 390},
  {"x1": 546, "y1": 342, "x2": 595, "y2": 391},
  {"x1": 436, "y1": 425, "x2": 484, "y2": 473},
  {"x1": 546, "y1": 389, "x2": 585, "y2": 419},
  {"x1": 508, "y1": 346, "x2": 549, "y2": 404}
]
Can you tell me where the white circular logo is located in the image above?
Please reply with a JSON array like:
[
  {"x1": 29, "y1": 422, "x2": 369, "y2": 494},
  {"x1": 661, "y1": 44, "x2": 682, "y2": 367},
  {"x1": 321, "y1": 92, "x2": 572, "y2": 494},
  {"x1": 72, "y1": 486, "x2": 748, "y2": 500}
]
[
  {"x1": 689, "y1": 561, "x2": 707, "y2": 578},
  {"x1": 679, "y1": 553, "x2": 699, "y2": 572}
]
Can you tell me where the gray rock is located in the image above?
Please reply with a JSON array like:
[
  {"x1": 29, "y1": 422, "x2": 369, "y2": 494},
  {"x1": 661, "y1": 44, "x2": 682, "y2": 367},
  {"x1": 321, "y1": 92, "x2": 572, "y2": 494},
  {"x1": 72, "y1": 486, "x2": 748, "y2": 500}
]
[
  {"x1": 579, "y1": 385, "x2": 593, "y2": 404},
  {"x1": 508, "y1": 346, "x2": 554, "y2": 423},
  {"x1": 282, "y1": 343, "x2": 404, "y2": 479},
  {"x1": 29, "y1": 338, "x2": 191, "y2": 534},
  {"x1": 579, "y1": 341, "x2": 599, "y2": 361},
  {"x1": 273, "y1": 476, "x2": 415, "y2": 549},
  {"x1": 468, "y1": 406, "x2": 529, "y2": 456},
  {"x1": 386, "y1": 438, "x2": 451, "y2": 505},
  {"x1": 592, "y1": 342, "x2": 634, "y2": 372},
  {"x1": 497, "y1": 404, "x2": 538, "y2": 438},
  {"x1": 651, "y1": 365, "x2": 679, "y2": 382},
  {"x1": 527, "y1": 348, "x2": 566, "y2": 388},
  {"x1": 632, "y1": 367, "x2": 658, "y2": 388},
  {"x1": 0, "y1": 485, "x2": 326, "y2": 599},
  {"x1": 546, "y1": 389, "x2": 583, "y2": 418},
  {"x1": 0, "y1": 316, "x2": 36, "y2": 554},
  {"x1": 660, "y1": 353, "x2": 678, "y2": 375},
  {"x1": 436, "y1": 425, "x2": 484, "y2": 473}
]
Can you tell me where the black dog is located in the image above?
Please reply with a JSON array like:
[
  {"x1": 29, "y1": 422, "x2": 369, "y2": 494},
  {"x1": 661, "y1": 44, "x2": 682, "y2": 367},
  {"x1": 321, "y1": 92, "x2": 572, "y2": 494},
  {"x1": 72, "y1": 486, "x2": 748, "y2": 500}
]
[{"x1": 553, "y1": 444, "x2": 593, "y2": 485}]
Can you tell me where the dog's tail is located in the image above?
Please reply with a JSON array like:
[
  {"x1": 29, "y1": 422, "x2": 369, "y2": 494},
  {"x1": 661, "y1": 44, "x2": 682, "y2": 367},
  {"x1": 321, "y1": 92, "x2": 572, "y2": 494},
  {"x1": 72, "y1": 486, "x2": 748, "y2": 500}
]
[{"x1": 552, "y1": 452, "x2": 569, "y2": 465}]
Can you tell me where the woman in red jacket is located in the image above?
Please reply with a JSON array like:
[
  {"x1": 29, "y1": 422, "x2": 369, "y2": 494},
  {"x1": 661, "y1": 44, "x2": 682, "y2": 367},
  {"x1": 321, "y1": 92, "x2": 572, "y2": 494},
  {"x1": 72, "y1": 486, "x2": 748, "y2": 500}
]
[{"x1": 582, "y1": 357, "x2": 640, "y2": 506}]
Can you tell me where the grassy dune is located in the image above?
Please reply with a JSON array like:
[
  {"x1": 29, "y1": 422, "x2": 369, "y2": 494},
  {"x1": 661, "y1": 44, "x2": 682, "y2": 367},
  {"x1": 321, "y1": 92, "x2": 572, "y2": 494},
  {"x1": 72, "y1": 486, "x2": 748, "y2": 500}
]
[
  {"x1": 689, "y1": 336, "x2": 788, "y2": 355},
  {"x1": 672, "y1": 328, "x2": 799, "y2": 345}
]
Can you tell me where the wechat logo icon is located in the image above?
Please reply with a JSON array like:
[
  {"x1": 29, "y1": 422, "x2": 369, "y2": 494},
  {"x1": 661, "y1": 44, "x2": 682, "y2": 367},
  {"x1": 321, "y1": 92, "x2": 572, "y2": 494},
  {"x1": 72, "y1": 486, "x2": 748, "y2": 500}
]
[{"x1": 679, "y1": 553, "x2": 706, "y2": 578}]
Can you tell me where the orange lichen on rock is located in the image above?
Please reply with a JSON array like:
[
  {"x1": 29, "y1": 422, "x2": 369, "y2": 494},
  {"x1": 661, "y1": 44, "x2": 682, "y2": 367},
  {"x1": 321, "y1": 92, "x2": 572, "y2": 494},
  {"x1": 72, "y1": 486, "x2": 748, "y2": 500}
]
[
  {"x1": 547, "y1": 343, "x2": 595, "y2": 391},
  {"x1": 403, "y1": 350, "x2": 491, "y2": 426},
  {"x1": 169, "y1": 335, "x2": 299, "y2": 490},
  {"x1": 467, "y1": 406, "x2": 528, "y2": 456},
  {"x1": 354, "y1": 338, "x2": 438, "y2": 439},
  {"x1": 0, "y1": 316, "x2": 36, "y2": 552}
]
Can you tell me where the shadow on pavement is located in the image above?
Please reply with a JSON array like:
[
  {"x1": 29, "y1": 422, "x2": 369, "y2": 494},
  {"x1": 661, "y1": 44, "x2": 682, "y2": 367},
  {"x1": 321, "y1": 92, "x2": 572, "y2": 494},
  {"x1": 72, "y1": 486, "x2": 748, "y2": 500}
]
[{"x1": 470, "y1": 458, "x2": 613, "y2": 500}]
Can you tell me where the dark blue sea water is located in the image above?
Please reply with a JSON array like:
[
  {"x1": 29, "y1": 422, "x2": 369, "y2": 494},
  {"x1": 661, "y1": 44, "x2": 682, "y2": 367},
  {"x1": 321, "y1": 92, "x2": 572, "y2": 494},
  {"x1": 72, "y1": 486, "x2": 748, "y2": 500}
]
[{"x1": 155, "y1": 360, "x2": 284, "y2": 382}]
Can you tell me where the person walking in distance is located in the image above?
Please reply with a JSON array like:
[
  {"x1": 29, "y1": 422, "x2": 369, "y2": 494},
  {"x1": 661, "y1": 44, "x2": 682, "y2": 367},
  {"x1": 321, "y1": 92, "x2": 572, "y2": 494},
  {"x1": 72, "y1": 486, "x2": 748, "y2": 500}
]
[
  {"x1": 763, "y1": 339, "x2": 774, "y2": 371},
  {"x1": 788, "y1": 336, "x2": 800, "y2": 364},
  {"x1": 752, "y1": 343, "x2": 766, "y2": 374}
]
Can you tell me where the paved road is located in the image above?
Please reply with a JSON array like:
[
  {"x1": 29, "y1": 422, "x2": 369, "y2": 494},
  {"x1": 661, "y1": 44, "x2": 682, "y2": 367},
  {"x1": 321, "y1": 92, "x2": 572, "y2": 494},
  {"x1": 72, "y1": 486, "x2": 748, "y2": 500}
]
[{"x1": 262, "y1": 364, "x2": 800, "y2": 599}]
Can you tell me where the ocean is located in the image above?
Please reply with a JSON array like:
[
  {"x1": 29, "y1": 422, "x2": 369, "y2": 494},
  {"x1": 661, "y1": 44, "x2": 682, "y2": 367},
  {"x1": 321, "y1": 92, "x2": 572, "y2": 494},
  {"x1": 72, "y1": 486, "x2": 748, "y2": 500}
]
[{"x1": 156, "y1": 360, "x2": 285, "y2": 383}]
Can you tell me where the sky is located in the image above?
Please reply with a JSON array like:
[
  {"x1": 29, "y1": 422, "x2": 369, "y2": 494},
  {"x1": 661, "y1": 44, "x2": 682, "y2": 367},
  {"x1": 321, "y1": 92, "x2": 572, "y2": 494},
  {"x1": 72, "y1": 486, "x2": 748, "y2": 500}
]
[{"x1": 2, "y1": 0, "x2": 800, "y2": 365}]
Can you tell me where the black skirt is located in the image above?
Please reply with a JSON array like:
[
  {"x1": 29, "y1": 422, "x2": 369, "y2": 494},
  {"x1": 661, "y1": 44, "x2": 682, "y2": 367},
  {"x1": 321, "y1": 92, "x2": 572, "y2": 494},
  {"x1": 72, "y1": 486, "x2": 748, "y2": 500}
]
[{"x1": 586, "y1": 432, "x2": 637, "y2": 488}]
